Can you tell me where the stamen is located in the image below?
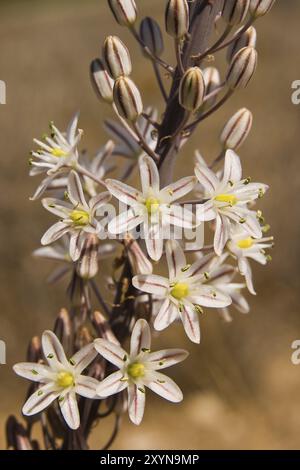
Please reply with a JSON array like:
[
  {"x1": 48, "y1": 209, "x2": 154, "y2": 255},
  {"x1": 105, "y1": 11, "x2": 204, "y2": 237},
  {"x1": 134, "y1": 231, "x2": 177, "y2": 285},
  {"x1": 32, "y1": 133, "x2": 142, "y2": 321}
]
[
  {"x1": 171, "y1": 282, "x2": 189, "y2": 300},
  {"x1": 237, "y1": 237, "x2": 254, "y2": 249},
  {"x1": 214, "y1": 194, "x2": 238, "y2": 206}
]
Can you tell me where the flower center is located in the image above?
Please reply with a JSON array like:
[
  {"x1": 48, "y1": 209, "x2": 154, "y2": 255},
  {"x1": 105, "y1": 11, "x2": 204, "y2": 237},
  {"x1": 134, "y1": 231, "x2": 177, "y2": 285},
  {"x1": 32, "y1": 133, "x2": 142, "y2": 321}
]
[
  {"x1": 237, "y1": 237, "x2": 254, "y2": 249},
  {"x1": 127, "y1": 362, "x2": 145, "y2": 379},
  {"x1": 70, "y1": 209, "x2": 90, "y2": 226},
  {"x1": 51, "y1": 148, "x2": 68, "y2": 158},
  {"x1": 214, "y1": 194, "x2": 238, "y2": 206},
  {"x1": 171, "y1": 282, "x2": 190, "y2": 300},
  {"x1": 56, "y1": 371, "x2": 74, "y2": 388},
  {"x1": 145, "y1": 197, "x2": 160, "y2": 215}
]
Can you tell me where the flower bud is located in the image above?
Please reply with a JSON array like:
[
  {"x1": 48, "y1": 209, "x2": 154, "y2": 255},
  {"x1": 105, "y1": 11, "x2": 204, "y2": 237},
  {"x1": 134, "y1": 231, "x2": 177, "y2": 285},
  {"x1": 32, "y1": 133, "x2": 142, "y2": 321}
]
[
  {"x1": 249, "y1": 0, "x2": 276, "y2": 17},
  {"x1": 103, "y1": 36, "x2": 132, "y2": 79},
  {"x1": 220, "y1": 108, "x2": 253, "y2": 150},
  {"x1": 227, "y1": 26, "x2": 257, "y2": 63},
  {"x1": 227, "y1": 46, "x2": 257, "y2": 90},
  {"x1": 92, "y1": 311, "x2": 120, "y2": 345},
  {"x1": 140, "y1": 17, "x2": 164, "y2": 57},
  {"x1": 223, "y1": 0, "x2": 250, "y2": 25},
  {"x1": 113, "y1": 76, "x2": 143, "y2": 122},
  {"x1": 90, "y1": 58, "x2": 114, "y2": 104},
  {"x1": 6, "y1": 416, "x2": 33, "y2": 451},
  {"x1": 53, "y1": 308, "x2": 72, "y2": 351},
  {"x1": 202, "y1": 67, "x2": 221, "y2": 108},
  {"x1": 77, "y1": 234, "x2": 99, "y2": 280},
  {"x1": 165, "y1": 0, "x2": 189, "y2": 39},
  {"x1": 179, "y1": 67, "x2": 206, "y2": 112},
  {"x1": 26, "y1": 336, "x2": 42, "y2": 363},
  {"x1": 108, "y1": 0, "x2": 137, "y2": 26},
  {"x1": 124, "y1": 233, "x2": 153, "y2": 275}
]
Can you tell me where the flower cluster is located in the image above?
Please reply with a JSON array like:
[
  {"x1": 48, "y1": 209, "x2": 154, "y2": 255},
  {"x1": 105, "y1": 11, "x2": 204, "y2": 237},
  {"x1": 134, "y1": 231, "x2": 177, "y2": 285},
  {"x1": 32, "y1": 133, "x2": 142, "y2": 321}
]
[{"x1": 11, "y1": 0, "x2": 276, "y2": 448}]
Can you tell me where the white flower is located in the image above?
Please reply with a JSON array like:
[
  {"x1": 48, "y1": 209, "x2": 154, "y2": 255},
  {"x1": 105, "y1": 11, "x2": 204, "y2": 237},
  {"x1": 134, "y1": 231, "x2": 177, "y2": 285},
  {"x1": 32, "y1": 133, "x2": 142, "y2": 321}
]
[
  {"x1": 195, "y1": 150, "x2": 268, "y2": 255},
  {"x1": 106, "y1": 155, "x2": 196, "y2": 261},
  {"x1": 227, "y1": 226, "x2": 274, "y2": 294},
  {"x1": 30, "y1": 113, "x2": 83, "y2": 199},
  {"x1": 132, "y1": 240, "x2": 232, "y2": 343},
  {"x1": 94, "y1": 319, "x2": 188, "y2": 425},
  {"x1": 41, "y1": 171, "x2": 111, "y2": 261},
  {"x1": 13, "y1": 330, "x2": 99, "y2": 430}
]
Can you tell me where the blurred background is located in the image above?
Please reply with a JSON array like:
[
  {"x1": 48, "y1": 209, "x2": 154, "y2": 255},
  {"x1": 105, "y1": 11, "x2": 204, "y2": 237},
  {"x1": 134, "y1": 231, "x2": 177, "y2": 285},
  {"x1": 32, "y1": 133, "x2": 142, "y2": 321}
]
[{"x1": 0, "y1": 0, "x2": 299, "y2": 450}]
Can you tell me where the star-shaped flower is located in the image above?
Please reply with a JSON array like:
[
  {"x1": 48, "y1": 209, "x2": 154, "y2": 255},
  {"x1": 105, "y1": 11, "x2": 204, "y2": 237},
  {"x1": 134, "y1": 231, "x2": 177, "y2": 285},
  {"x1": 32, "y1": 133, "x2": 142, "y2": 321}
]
[
  {"x1": 41, "y1": 171, "x2": 111, "y2": 261},
  {"x1": 106, "y1": 155, "x2": 196, "y2": 261},
  {"x1": 132, "y1": 240, "x2": 232, "y2": 343},
  {"x1": 227, "y1": 226, "x2": 274, "y2": 294},
  {"x1": 13, "y1": 330, "x2": 99, "y2": 430},
  {"x1": 94, "y1": 319, "x2": 188, "y2": 425},
  {"x1": 195, "y1": 150, "x2": 268, "y2": 255}
]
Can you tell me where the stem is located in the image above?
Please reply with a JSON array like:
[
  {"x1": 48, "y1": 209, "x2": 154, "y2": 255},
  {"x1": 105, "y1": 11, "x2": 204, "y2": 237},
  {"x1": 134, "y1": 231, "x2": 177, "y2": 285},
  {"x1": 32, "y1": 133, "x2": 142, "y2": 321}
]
[
  {"x1": 203, "y1": 82, "x2": 226, "y2": 103},
  {"x1": 90, "y1": 279, "x2": 111, "y2": 317},
  {"x1": 175, "y1": 39, "x2": 185, "y2": 76},
  {"x1": 132, "y1": 123, "x2": 159, "y2": 162},
  {"x1": 101, "y1": 414, "x2": 121, "y2": 450},
  {"x1": 152, "y1": 60, "x2": 168, "y2": 102},
  {"x1": 75, "y1": 164, "x2": 106, "y2": 188},
  {"x1": 209, "y1": 18, "x2": 255, "y2": 55}
]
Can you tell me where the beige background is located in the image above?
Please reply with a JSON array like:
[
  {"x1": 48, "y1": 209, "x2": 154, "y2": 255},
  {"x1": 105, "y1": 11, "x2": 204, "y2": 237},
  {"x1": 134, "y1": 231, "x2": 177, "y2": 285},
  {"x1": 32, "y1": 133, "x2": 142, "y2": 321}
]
[{"x1": 0, "y1": 0, "x2": 300, "y2": 449}]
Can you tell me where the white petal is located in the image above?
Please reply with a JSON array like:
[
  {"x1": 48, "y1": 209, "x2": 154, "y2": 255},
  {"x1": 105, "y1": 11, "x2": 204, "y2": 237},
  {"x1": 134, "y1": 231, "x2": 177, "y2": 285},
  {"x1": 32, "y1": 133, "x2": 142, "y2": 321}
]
[
  {"x1": 196, "y1": 200, "x2": 216, "y2": 222},
  {"x1": 42, "y1": 198, "x2": 71, "y2": 218},
  {"x1": 128, "y1": 384, "x2": 145, "y2": 425},
  {"x1": 75, "y1": 375, "x2": 99, "y2": 398},
  {"x1": 154, "y1": 299, "x2": 177, "y2": 331},
  {"x1": 180, "y1": 304, "x2": 200, "y2": 344},
  {"x1": 33, "y1": 246, "x2": 67, "y2": 262},
  {"x1": 186, "y1": 253, "x2": 215, "y2": 279},
  {"x1": 69, "y1": 231, "x2": 85, "y2": 262},
  {"x1": 89, "y1": 191, "x2": 111, "y2": 215},
  {"x1": 144, "y1": 222, "x2": 164, "y2": 261},
  {"x1": 189, "y1": 286, "x2": 232, "y2": 308},
  {"x1": 68, "y1": 171, "x2": 88, "y2": 208},
  {"x1": 147, "y1": 349, "x2": 189, "y2": 370},
  {"x1": 66, "y1": 111, "x2": 80, "y2": 145},
  {"x1": 222, "y1": 150, "x2": 242, "y2": 184},
  {"x1": 139, "y1": 155, "x2": 160, "y2": 195},
  {"x1": 166, "y1": 240, "x2": 186, "y2": 280},
  {"x1": 108, "y1": 210, "x2": 143, "y2": 235},
  {"x1": 13, "y1": 362, "x2": 53, "y2": 383},
  {"x1": 214, "y1": 214, "x2": 230, "y2": 256},
  {"x1": 97, "y1": 370, "x2": 128, "y2": 397},
  {"x1": 238, "y1": 258, "x2": 256, "y2": 295},
  {"x1": 94, "y1": 339, "x2": 127, "y2": 368},
  {"x1": 146, "y1": 372, "x2": 183, "y2": 403},
  {"x1": 130, "y1": 319, "x2": 151, "y2": 357},
  {"x1": 161, "y1": 176, "x2": 196, "y2": 202},
  {"x1": 22, "y1": 383, "x2": 60, "y2": 416},
  {"x1": 164, "y1": 205, "x2": 195, "y2": 228},
  {"x1": 59, "y1": 391, "x2": 80, "y2": 430},
  {"x1": 132, "y1": 274, "x2": 169, "y2": 296},
  {"x1": 42, "y1": 330, "x2": 69, "y2": 369},
  {"x1": 195, "y1": 163, "x2": 219, "y2": 195},
  {"x1": 105, "y1": 179, "x2": 142, "y2": 206},
  {"x1": 71, "y1": 343, "x2": 98, "y2": 374},
  {"x1": 41, "y1": 222, "x2": 69, "y2": 246}
]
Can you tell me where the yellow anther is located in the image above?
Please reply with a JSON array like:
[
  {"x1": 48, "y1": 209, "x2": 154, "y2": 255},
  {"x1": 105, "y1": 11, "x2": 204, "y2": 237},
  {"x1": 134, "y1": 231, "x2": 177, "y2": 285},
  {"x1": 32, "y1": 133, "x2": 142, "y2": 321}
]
[
  {"x1": 171, "y1": 282, "x2": 189, "y2": 300},
  {"x1": 56, "y1": 371, "x2": 74, "y2": 388}
]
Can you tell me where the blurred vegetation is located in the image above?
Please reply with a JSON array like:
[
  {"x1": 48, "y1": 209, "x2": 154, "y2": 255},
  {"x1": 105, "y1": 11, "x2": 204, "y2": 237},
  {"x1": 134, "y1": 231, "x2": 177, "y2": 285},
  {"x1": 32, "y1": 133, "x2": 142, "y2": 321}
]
[{"x1": 0, "y1": 0, "x2": 300, "y2": 449}]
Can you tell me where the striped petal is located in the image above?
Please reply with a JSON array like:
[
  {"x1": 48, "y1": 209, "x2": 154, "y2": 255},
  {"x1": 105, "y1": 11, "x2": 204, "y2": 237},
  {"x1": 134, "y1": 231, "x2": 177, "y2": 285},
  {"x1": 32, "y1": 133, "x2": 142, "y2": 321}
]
[
  {"x1": 75, "y1": 375, "x2": 99, "y2": 398},
  {"x1": 22, "y1": 383, "x2": 60, "y2": 416},
  {"x1": 139, "y1": 155, "x2": 160, "y2": 194},
  {"x1": 69, "y1": 231, "x2": 85, "y2": 261},
  {"x1": 105, "y1": 179, "x2": 142, "y2": 206},
  {"x1": 42, "y1": 330, "x2": 69, "y2": 369},
  {"x1": 147, "y1": 349, "x2": 188, "y2": 370},
  {"x1": 41, "y1": 222, "x2": 70, "y2": 246},
  {"x1": 89, "y1": 191, "x2": 111, "y2": 215},
  {"x1": 130, "y1": 319, "x2": 151, "y2": 357},
  {"x1": 97, "y1": 371, "x2": 128, "y2": 398},
  {"x1": 144, "y1": 221, "x2": 164, "y2": 261},
  {"x1": 196, "y1": 200, "x2": 216, "y2": 222},
  {"x1": 59, "y1": 391, "x2": 80, "y2": 430},
  {"x1": 179, "y1": 303, "x2": 200, "y2": 344},
  {"x1": 195, "y1": 163, "x2": 219, "y2": 196},
  {"x1": 66, "y1": 111, "x2": 80, "y2": 145},
  {"x1": 189, "y1": 286, "x2": 232, "y2": 308},
  {"x1": 94, "y1": 339, "x2": 127, "y2": 368},
  {"x1": 166, "y1": 240, "x2": 186, "y2": 279},
  {"x1": 71, "y1": 343, "x2": 98, "y2": 374},
  {"x1": 222, "y1": 150, "x2": 242, "y2": 184},
  {"x1": 132, "y1": 274, "x2": 169, "y2": 296},
  {"x1": 13, "y1": 362, "x2": 53, "y2": 383},
  {"x1": 128, "y1": 384, "x2": 145, "y2": 426},
  {"x1": 161, "y1": 176, "x2": 196, "y2": 202},
  {"x1": 68, "y1": 171, "x2": 88, "y2": 208},
  {"x1": 214, "y1": 214, "x2": 230, "y2": 255},
  {"x1": 146, "y1": 372, "x2": 183, "y2": 403},
  {"x1": 154, "y1": 299, "x2": 177, "y2": 331},
  {"x1": 163, "y1": 205, "x2": 195, "y2": 228},
  {"x1": 108, "y1": 210, "x2": 143, "y2": 234}
]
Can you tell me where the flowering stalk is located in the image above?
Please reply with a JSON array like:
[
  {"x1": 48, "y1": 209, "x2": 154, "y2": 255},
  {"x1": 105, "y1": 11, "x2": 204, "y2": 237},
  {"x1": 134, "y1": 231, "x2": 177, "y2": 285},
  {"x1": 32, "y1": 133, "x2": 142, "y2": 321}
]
[{"x1": 8, "y1": 0, "x2": 276, "y2": 451}]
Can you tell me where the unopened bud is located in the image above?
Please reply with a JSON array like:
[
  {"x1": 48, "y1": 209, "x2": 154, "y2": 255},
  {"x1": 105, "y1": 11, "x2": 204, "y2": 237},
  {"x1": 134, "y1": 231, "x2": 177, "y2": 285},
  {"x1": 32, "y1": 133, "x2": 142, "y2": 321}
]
[
  {"x1": 220, "y1": 108, "x2": 253, "y2": 150},
  {"x1": 140, "y1": 17, "x2": 164, "y2": 57},
  {"x1": 165, "y1": 0, "x2": 189, "y2": 39},
  {"x1": 249, "y1": 0, "x2": 276, "y2": 17},
  {"x1": 202, "y1": 67, "x2": 221, "y2": 108},
  {"x1": 77, "y1": 234, "x2": 99, "y2": 280},
  {"x1": 227, "y1": 46, "x2": 257, "y2": 89},
  {"x1": 103, "y1": 36, "x2": 132, "y2": 79},
  {"x1": 6, "y1": 416, "x2": 33, "y2": 450},
  {"x1": 179, "y1": 67, "x2": 206, "y2": 112},
  {"x1": 90, "y1": 58, "x2": 114, "y2": 103},
  {"x1": 227, "y1": 26, "x2": 257, "y2": 63},
  {"x1": 108, "y1": 0, "x2": 137, "y2": 26},
  {"x1": 26, "y1": 336, "x2": 42, "y2": 363},
  {"x1": 223, "y1": 0, "x2": 250, "y2": 25},
  {"x1": 113, "y1": 76, "x2": 143, "y2": 122},
  {"x1": 76, "y1": 327, "x2": 93, "y2": 349},
  {"x1": 92, "y1": 311, "x2": 120, "y2": 345},
  {"x1": 124, "y1": 233, "x2": 153, "y2": 275},
  {"x1": 53, "y1": 308, "x2": 72, "y2": 351}
]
